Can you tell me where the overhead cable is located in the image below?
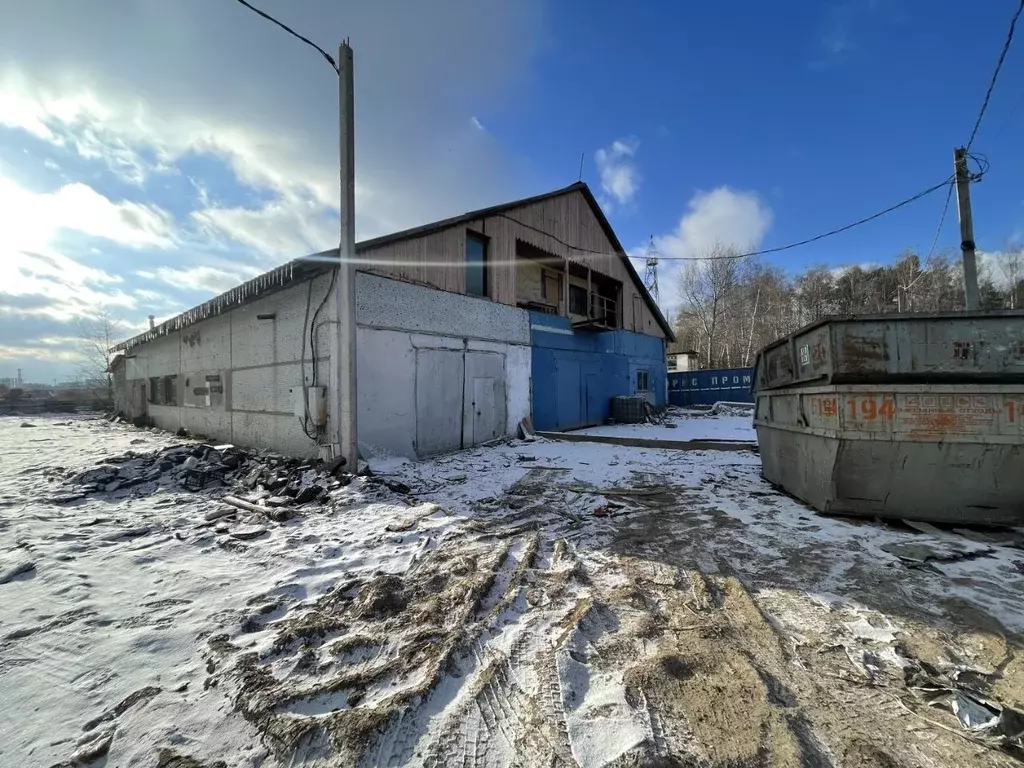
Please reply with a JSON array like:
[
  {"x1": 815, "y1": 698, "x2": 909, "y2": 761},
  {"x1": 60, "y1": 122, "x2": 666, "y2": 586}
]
[
  {"x1": 924, "y1": 182, "x2": 956, "y2": 262},
  {"x1": 966, "y1": 0, "x2": 1024, "y2": 151},
  {"x1": 230, "y1": 0, "x2": 339, "y2": 74},
  {"x1": 500, "y1": 178, "x2": 953, "y2": 261}
]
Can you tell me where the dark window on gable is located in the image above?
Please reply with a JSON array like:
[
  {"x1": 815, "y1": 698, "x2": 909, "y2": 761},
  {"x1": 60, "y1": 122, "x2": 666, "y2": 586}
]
[
  {"x1": 636, "y1": 369, "x2": 650, "y2": 392},
  {"x1": 465, "y1": 231, "x2": 488, "y2": 297},
  {"x1": 541, "y1": 269, "x2": 561, "y2": 303},
  {"x1": 569, "y1": 285, "x2": 587, "y2": 315}
]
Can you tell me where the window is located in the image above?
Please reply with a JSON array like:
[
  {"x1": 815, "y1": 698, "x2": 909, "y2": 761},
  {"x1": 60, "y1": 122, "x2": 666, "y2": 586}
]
[
  {"x1": 541, "y1": 269, "x2": 560, "y2": 302},
  {"x1": 162, "y1": 375, "x2": 177, "y2": 405},
  {"x1": 465, "y1": 231, "x2": 488, "y2": 297},
  {"x1": 636, "y1": 369, "x2": 650, "y2": 392},
  {"x1": 148, "y1": 377, "x2": 159, "y2": 404},
  {"x1": 667, "y1": 354, "x2": 678, "y2": 369},
  {"x1": 569, "y1": 285, "x2": 587, "y2": 315}
]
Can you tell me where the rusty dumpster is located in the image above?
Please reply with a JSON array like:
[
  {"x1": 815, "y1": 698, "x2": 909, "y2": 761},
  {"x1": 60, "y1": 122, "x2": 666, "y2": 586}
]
[
  {"x1": 753, "y1": 313, "x2": 1024, "y2": 525},
  {"x1": 756, "y1": 310, "x2": 1024, "y2": 391}
]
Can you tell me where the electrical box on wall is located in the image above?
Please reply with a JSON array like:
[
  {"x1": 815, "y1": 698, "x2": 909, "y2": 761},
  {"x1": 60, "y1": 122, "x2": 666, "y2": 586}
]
[{"x1": 290, "y1": 386, "x2": 328, "y2": 426}]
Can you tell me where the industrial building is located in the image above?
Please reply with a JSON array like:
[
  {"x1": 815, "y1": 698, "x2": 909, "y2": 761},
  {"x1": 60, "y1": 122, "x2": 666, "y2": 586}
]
[{"x1": 111, "y1": 182, "x2": 672, "y2": 459}]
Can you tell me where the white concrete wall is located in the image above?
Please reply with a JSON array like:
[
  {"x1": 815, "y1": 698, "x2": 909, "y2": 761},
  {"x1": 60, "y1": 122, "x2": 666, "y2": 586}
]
[
  {"x1": 354, "y1": 272, "x2": 531, "y2": 460},
  {"x1": 123, "y1": 272, "x2": 337, "y2": 457},
  {"x1": 355, "y1": 328, "x2": 531, "y2": 460},
  {"x1": 120, "y1": 270, "x2": 531, "y2": 459}
]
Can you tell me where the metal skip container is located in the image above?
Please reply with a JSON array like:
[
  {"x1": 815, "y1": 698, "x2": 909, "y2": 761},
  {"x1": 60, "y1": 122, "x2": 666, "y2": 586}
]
[{"x1": 752, "y1": 311, "x2": 1024, "y2": 525}]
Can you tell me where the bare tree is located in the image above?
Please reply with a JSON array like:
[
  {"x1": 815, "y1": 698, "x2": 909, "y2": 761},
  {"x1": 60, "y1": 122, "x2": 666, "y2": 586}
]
[
  {"x1": 678, "y1": 245, "x2": 741, "y2": 368},
  {"x1": 892, "y1": 250, "x2": 923, "y2": 312},
  {"x1": 76, "y1": 307, "x2": 125, "y2": 408},
  {"x1": 670, "y1": 248, "x2": 1014, "y2": 372},
  {"x1": 794, "y1": 267, "x2": 834, "y2": 324},
  {"x1": 998, "y1": 245, "x2": 1024, "y2": 309}
]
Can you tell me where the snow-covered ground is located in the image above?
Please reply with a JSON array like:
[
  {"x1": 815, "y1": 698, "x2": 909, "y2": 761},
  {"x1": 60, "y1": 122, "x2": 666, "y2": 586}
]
[
  {"x1": 2, "y1": 415, "x2": 1023, "y2": 767},
  {"x1": 0, "y1": 416, "x2": 457, "y2": 767},
  {"x1": 573, "y1": 408, "x2": 756, "y2": 443}
]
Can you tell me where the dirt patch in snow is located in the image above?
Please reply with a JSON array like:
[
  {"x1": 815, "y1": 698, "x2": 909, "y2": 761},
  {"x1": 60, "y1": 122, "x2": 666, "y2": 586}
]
[{"x1": 202, "y1": 455, "x2": 1024, "y2": 767}]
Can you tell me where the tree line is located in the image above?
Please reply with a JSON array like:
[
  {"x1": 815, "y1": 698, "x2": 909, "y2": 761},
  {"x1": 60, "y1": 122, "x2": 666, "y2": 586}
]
[{"x1": 671, "y1": 245, "x2": 1024, "y2": 370}]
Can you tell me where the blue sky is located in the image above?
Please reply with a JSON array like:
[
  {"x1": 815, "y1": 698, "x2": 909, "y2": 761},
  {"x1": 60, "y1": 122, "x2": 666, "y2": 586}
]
[{"x1": 1, "y1": 0, "x2": 1022, "y2": 383}]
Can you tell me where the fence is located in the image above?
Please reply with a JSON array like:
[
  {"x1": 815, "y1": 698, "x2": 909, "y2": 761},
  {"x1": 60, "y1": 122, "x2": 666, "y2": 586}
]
[{"x1": 668, "y1": 367, "x2": 754, "y2": 407}]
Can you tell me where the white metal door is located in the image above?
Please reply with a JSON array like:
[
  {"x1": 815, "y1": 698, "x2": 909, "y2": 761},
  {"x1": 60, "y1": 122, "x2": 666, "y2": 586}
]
[
  {"x1": 472, "y1": 377, "x2": 499, "y2": 443},
  {"x1": 463, "y1": 352, "x2": 506, "y2": 447},
  {"x1": 415, "y1": 348, "x2": 464, "y2": 456}
]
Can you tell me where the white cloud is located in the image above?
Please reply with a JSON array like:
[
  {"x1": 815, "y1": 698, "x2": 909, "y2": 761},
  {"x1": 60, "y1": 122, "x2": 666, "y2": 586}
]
[
  {"x1": 135, "y1": 288, "x2": 171, "y2": 303},
  {"x1": 471, "y1": 116, "x2": 485, "y2": 131},
  {"x1": 191, "y1": 200, "x2": 338, "y2": 260},
  {"x1": 655, "y1": 187, "x2": 773, "y2": 260},
  {"x1": 0, "y1": 72, "x2": 332, "y2": 203},
  {"x1": 2, "y1": 250, "x2": 136, "y2": 320},
  {"x1": 0, "y1": 174, "x2": 175, "y2": 324},
  {"x1": 0, "y1": 343, "x2": 81, "y2": 363},
  {"x1": 0, "y1": 77, "x2": 155, "y2": 184},
  {"x1": 0, "y1": 0, "x2": 544, "y2": 244},
  {"x1": 140, "y1": 265, "x2": 262, "y2": 295},
  {"x1": 0, "y1": 176, "x2": 175, "y2": 253},
  {"x1": 0, "y1": 0, "x2": 545, "y2": 380},
  {"x1": 595, "y1": 138, "x2": 641, "y2": 209},
  {"x1": 829, "y1": 262, "x2": 881, "y2": 279},
  {"x1": 646, "y1": 186, "x2": 774, "y2": 316}
]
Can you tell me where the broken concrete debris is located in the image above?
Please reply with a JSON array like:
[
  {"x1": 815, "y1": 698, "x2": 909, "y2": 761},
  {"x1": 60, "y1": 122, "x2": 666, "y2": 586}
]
[{"x1": 62, "y1": 440, "x2": 359, "y2": 523}]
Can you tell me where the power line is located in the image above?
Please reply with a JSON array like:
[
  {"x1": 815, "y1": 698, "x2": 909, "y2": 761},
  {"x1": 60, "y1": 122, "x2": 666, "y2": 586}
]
[
  {"x1": 925, "y1": 153, "x2": 989, "y2": 261},
  {"x1": 991, "y1": 88, "x2": 1024, "y2": 143},
  {"x1": 291, "y1": 176, "x2": 958, "y2": 270},
  {"x1": 924, "y1": 182, "x2": 955, "y2": 261},
  {"x1": 229, "y1": 0, "x2": 339, "y2": 74},
  {"x1": 966, "y1": 0, "x2": 1024, "y2": 151},
  {"x1": 500, "y1": 177, "x2": 952, "y2": 261}
]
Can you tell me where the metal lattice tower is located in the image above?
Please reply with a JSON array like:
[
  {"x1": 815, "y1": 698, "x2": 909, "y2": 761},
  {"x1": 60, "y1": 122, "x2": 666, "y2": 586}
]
[{"x1": 643, "y1": 236, "x2": 660, "y2": 303}]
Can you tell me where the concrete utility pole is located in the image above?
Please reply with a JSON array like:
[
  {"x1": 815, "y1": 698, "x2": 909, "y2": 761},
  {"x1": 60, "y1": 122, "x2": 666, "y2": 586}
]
[
  {"x1": 954, "y1": 147, "x2": 980, "y2": 311},
  {"x1": 333, "y1": 40, "x2": 358, "y2": 466}
]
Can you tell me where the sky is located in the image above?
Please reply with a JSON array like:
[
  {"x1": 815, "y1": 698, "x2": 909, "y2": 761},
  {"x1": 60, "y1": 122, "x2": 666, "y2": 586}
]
[{"x1": 2, "y1": 0, "x2": 1023, "y2": 383}]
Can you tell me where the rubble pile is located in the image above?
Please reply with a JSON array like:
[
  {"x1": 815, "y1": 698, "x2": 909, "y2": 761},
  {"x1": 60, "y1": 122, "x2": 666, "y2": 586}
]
[{"x1": 60, "y1": 442, "x2": 359, "y2": 517}]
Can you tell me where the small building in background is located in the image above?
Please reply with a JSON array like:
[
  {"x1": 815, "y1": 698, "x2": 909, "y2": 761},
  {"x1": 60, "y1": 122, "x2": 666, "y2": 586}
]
[
  {"x1": 666, "y1": 344, "x2": 699, "y2": 372},
  {"x1": 111, "y1": 182, "x2": 671, "y2": 459}
]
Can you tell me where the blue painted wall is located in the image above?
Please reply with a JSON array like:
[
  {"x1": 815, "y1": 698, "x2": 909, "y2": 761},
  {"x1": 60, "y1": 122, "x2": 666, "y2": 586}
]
[
  {"x1": 668, "y1": 368, "x2": 754, "y2": 407},
  {"x1": 529, "y1": 313, "x2": 667, "y2": 431}
]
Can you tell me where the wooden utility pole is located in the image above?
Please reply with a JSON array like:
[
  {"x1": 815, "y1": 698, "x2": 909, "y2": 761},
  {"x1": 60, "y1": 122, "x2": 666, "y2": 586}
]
[
  {"x1": 954, "y1": 147, "x2": 980, "y2": 311},
  {"x1": 333, "y1": 40, "x2": 358, "y2": 466}
]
